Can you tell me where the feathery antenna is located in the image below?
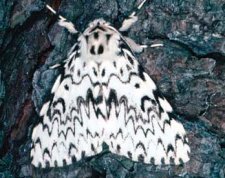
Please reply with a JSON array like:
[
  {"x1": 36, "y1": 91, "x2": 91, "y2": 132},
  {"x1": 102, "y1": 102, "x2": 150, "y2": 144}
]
[{"x1": 46, "y1": 4, "x2": 77, "y2": 34}]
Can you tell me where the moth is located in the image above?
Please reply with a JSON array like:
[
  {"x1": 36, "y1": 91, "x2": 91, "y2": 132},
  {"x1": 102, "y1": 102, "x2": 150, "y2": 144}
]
[{"x1": 31, "y1": 0, "x2": 190, "y2": 168}]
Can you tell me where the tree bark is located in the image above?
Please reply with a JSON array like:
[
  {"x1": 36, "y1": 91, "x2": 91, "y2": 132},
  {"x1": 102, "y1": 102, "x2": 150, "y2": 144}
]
[{"x1": 0, "y1": 0, "x2": 225, "y2": 177}]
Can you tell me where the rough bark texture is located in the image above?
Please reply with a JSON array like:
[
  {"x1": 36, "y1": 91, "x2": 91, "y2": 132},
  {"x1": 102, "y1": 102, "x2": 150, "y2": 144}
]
[{"x1": 0, "y1": 0, "x2": 225, "y2": 177}]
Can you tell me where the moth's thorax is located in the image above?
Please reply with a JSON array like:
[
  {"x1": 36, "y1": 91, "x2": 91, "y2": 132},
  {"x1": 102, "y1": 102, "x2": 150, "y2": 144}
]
[{"x1": 79, "y1": 19, "x2": 120, "y2": 62}]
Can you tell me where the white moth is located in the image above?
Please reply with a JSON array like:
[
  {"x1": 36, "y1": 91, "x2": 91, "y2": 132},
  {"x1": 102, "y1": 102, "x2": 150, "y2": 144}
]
[{"x1": 31, "y1": 1, "x2": 190, "y2": 168}]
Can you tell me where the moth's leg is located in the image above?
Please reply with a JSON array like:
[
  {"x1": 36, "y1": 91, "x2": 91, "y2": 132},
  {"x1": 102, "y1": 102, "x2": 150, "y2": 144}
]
[
  {"x1": 125, "y1": 37, "x2": 164, "y2": 53},
  {"x1": 124, "y1": 37, "x2": 147, "y2": 53},
  {"x1": 119, "y1": 0, "x2": 147, "y2": 32},
  {"x1": 46, "y1": 5, "x2": 77, "y2": 34}
]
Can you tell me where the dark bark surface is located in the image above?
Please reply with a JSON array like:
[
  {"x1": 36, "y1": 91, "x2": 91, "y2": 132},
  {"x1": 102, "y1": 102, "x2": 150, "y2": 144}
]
[{"x1": 0, "y1": 0, "x2": 225, "y2": 177}]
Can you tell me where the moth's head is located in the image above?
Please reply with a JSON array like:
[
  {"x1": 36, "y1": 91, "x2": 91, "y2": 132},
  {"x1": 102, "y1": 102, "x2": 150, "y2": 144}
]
[
  {"x1": 80, "y1": 19, "x2": 120, "y2": 56},
  {"x1": 46, "y1": 0, "x2": 149, "y2": 57}
]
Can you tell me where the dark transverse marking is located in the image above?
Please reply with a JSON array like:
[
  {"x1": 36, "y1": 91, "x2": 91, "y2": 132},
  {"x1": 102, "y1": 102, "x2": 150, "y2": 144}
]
[
  {"x1": 127, "y1": 55, "x2": 134, "y2": 65},
  {"x1": 52, "y1": 98, "x2": 66, "y2": 113},
  {"x1": 117, "y1": 144, "x2": 121, "y2": 152},
  {"x1": 127, "y1": 151, "x2": 132, "y2": 159},
  {"x1": 101, "y1": 69, "x2": 105, "y2": 77},
  {"x1": 90, "y1": 26, "x2": 106, "y2": 33},
  {"x1": 106, "y1": 34, "x2": 111, "y2": 42},
  {"x1": 90, "y1": 46, "x2": 95, "y2": 55},
  {"x1": 64, "y1": 84, "x2": 69, "y2": 90},
  {"x1": 141, "y1": 96, "x2": 155, "y2": 112},
  {"x1": 77, "y1": 69, "x2": 80, "y2": 76},
  {"x1": 126, "y1": 64, "x2": 131, "y2": 71},
  {"x1": 98, "y1": 45, "x2": 104, "y2": 54},
  {"x1": 120, "y1": 68, "x2": 123, "y2": 75},
  {"x1": 93, "y1": 67, "x2": 98, "y2": 76},
  {"x1": 85, "y1": 35, "x2": 89, "y2": 43},
  {"x1": 138, "y1": 154, "x2": 144, "y2": 162},
  {"x1": 161, "y1": 157, "x2": 165, "y2": 164},
  {"x1": 135, "y1": 83, "x2": 140, "y2": 88},
  {"x1": 113, "y1": 61, "x2": 116, "y2": 67},
  {"x1": 94, "y1": 32, "x2": 99, "y2": 39}
]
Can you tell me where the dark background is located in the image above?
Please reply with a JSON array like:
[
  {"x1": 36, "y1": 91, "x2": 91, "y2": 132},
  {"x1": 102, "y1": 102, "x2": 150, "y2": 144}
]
[{"x1": 0, "y1": 0, "x2": 225, "y2": 177}]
